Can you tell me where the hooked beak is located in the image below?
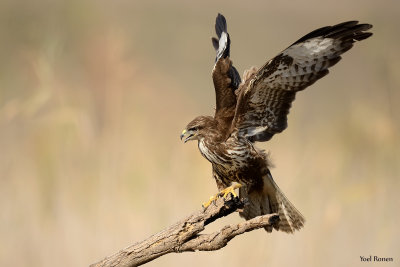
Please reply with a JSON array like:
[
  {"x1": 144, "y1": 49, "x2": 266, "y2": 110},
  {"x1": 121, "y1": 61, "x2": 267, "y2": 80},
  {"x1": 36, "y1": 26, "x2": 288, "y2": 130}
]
[{"x1": 180, "y1": 129, "x2": 194, "y2": 143}]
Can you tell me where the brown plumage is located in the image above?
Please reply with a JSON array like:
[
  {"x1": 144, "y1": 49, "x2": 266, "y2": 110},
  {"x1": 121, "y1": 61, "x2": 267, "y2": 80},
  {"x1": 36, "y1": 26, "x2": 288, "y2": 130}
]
[{"x1": 181, "y1": 14, "x2": 372, "y2": 233}]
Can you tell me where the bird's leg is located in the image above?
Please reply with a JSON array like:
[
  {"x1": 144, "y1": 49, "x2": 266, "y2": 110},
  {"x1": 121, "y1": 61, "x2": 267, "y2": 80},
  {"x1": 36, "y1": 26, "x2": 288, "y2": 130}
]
[
  {"x1": 202, "y1": 195, "x2": 219, "y2": 209},
  {"x1": 202, "y1": 183, "x2": 243, "y2": 208},
  {"x1": 221, "y1": 183, "x2": 242, "y2": 198}
]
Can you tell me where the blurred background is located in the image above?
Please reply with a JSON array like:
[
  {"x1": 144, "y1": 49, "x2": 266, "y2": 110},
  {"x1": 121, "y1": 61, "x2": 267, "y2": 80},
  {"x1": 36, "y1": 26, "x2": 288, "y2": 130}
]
[{"x1": 0, "y1": 0, "x2": 399, "y2": 266}]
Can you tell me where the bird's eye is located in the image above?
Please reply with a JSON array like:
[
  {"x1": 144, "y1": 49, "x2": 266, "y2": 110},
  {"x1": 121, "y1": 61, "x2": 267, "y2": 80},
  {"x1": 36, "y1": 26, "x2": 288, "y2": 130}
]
[{"x1": 188, "y1": 127, "x2": 197, "y2": 131}]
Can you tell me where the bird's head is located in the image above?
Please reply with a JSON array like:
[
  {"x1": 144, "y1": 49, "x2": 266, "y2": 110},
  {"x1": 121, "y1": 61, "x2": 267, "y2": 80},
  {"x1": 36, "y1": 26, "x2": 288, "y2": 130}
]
[{"x1": 180, "y1": 116, "x2": 214, "y2": 143}]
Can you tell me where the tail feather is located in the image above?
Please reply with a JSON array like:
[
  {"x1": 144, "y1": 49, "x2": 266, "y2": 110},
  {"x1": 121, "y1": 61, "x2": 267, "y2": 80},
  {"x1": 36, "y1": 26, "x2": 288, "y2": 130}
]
[{"x1": 239, "y1": 170, "x2": 305, "y2": 233}]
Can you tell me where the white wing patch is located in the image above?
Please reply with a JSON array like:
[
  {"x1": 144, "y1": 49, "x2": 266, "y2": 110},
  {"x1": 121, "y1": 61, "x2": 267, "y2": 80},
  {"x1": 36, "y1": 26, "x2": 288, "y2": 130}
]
[
  {"x1": 216, "y1": 32, "x2": 228, "y2": 60},
  {"x1": 287, "y1": 37, "x2": 334, "y2": 56}
]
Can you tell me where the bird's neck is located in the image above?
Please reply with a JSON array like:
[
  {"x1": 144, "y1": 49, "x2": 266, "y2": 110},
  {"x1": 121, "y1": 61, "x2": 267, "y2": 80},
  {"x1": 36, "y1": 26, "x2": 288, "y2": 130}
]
[{"x1": 206, "y1": 119, "x2": 231, "y2": 143}]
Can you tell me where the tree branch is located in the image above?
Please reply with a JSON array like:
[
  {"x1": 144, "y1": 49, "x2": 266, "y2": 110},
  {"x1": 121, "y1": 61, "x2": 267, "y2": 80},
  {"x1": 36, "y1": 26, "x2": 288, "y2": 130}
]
[{"x1": 90, "y1": 195, "x2": 279, "y2": 267}]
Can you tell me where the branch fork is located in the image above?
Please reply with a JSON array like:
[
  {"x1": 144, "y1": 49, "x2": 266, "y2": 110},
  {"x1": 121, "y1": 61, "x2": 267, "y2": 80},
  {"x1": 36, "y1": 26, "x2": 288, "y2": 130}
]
[{"x1": 90, "y1": 195, "x2": 279, "y2": 267}]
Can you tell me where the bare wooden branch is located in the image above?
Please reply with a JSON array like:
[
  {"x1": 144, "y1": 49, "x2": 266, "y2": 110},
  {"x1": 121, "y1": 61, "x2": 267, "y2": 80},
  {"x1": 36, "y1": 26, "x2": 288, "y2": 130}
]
[{"x1": 90, "y1": 195, "x2": 279, "y2": 267}]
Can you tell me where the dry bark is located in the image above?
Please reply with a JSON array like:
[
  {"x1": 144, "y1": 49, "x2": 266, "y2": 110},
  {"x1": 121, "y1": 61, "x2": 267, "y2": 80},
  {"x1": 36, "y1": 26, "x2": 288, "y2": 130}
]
[{"x1": 90, "y1": 195, "x2": 279, "y2": 267}]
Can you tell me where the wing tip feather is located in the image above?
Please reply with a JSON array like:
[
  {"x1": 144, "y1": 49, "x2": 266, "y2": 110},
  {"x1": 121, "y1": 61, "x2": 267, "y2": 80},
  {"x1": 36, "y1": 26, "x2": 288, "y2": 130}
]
[
  {"x1": 292, "y1": 20, "x2": 373, "y2": 46},
  {"x1": 215, "y1": 13, "x2": 227, "y2": 38}
]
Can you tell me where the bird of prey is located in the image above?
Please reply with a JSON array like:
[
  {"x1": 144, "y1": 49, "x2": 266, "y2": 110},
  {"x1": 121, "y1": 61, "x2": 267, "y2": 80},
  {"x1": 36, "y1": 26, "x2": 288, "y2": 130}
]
[{"x1": 180, "y1": 13, "x2": 372, "y2": 233}]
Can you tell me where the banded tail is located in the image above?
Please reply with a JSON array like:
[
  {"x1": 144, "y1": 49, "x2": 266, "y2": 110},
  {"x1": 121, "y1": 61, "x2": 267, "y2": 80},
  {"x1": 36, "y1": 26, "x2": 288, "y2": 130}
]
[{"x1": 239, "y1": 170, "x2": 305, "y2": 233}]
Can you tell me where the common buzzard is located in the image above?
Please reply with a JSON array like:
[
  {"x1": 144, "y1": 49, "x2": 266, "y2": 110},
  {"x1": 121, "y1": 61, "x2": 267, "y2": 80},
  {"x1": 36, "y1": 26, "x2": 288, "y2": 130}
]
[{"x1": 180, "y1": 14, "x2": 372, "y2": 233}]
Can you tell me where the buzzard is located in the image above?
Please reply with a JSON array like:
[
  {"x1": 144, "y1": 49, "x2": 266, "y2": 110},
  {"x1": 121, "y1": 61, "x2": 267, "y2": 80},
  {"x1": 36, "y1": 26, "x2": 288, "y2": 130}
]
[{"x1": 180, "y1": 14, "x2": 372, "y2": 233}]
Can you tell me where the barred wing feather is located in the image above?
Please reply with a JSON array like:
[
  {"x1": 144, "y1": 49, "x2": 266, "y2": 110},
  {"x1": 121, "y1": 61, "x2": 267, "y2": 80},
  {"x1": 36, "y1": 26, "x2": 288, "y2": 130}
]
[{"x1": 233, "y1": 21, "x2": 372, "y2": 142}]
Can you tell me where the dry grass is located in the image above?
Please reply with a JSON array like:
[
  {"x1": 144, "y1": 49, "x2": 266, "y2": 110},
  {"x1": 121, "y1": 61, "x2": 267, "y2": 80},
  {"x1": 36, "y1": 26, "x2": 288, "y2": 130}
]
[{"x1": 0, "y1": 1, "x2": 399, "y2": 266}]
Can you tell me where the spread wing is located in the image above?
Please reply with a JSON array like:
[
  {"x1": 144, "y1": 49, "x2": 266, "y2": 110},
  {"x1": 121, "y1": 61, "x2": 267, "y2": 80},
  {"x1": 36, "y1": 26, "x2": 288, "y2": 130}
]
[
  {"x1": 211, "y1": 13, "x2": 242, "y2": 119},
  {"x1": 232, "y1": 21, "x2": 373, "y2": 142}
]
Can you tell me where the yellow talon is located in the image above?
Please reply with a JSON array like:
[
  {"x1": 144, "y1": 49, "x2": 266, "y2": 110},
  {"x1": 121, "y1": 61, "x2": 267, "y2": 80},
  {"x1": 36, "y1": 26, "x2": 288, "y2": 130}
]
[
  {"x1": 202, "y1": 183, "x2": 243, "y2": 208},
  {"x1": 202, "y1": 195, "x2": 218, "y2": 208},
  {"x1": 221, "y1": 183, "x2": 242, "y2": 199}
]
